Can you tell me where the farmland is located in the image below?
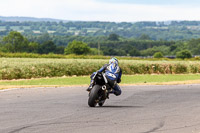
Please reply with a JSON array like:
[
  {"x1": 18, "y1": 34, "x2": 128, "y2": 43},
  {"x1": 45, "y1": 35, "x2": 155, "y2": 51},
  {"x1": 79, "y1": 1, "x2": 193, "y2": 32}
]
[
  {"x1": 1, "y1": 58, "x2": 200, "y2": 80},
  {"x1": 1, "y1": 18, "x2": 200, "y2": 41}
]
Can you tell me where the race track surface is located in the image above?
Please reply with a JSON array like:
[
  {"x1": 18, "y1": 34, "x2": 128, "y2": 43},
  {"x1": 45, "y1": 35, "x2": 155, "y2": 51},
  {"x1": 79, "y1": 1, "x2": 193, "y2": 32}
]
[{"x1": 1, "y1": 85, "x2": 200, "y2": 133}]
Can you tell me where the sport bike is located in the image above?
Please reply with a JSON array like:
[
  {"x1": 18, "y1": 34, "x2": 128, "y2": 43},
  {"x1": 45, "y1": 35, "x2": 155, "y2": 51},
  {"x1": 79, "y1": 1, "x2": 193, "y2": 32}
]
[{"x1": 88, "y1": 71, "x2": 117, "y2": 107}]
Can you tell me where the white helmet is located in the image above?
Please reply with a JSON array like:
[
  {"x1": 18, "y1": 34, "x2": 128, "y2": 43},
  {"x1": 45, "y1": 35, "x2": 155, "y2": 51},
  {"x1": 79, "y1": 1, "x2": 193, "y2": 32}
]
[{"x1": 109, "y1": 57, "x2": 118, "y2": 68}]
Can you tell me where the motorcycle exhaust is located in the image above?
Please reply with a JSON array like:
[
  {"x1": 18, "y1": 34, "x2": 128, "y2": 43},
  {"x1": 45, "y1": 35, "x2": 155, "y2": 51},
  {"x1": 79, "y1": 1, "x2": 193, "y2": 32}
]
[{"x1": 102, "y1": 85, "x2": 106, "y2": 90}]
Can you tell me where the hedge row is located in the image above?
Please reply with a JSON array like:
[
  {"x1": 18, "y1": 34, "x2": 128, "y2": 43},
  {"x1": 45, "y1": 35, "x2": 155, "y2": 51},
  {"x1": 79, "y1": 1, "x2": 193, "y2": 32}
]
[
  {"x1": 0, "y1": 52, "x2": 139, "y2": 60},
  {"x1": 2, "y1": 52, "x2": 200, "y2": 61},
  {"x1": 1, "y1": 58, "x2": 200, "y2": 80}
]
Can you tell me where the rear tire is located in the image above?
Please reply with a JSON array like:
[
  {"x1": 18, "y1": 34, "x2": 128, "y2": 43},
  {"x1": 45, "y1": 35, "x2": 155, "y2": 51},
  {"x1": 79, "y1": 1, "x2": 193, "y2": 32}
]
[{"x1": 88, "y1": 85, "x2": 101, "y2": 107}]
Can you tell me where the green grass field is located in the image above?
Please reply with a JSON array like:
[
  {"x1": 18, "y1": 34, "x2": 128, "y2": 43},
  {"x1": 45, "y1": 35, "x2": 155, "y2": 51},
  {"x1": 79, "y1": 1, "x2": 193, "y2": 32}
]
[
  {"x1": 1, "y1": 58, "x2": 200, "y2": 89},
  {"x1": 0, "y1": 74, "x2": 200, "y2": 88}
]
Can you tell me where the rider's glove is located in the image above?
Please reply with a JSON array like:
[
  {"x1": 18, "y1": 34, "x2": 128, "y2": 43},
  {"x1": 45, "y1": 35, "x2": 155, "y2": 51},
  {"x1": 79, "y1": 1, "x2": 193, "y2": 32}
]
[
  {"x1": 117, "y1": 78, "x2": 121, "y2": 83},
  {"x1": 96, "y1": 70, "x2": 100, "y2": 74}
]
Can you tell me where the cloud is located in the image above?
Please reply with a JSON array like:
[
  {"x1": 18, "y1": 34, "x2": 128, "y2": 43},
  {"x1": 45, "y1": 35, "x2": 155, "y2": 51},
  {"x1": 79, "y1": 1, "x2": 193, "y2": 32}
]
[{"x1": 0, "y1": 0, "x2": 200, "y2": 22}]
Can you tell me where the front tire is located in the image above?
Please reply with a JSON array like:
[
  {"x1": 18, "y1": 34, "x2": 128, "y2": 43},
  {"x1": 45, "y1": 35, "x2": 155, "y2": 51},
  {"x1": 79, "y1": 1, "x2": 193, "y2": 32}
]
[
  {"x1": 98, "y1": 100, "x2": 105, "y2": 106},
  {"x1": 88, "y1": 85, "x2": 101, "y2": 107}
]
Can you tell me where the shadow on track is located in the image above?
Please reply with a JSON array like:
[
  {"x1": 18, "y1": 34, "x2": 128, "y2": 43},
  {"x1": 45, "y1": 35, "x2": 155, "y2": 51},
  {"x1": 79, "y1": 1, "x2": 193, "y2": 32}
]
[{"x1": 97, "y1": 105, "x2": 143, "y2": 108}]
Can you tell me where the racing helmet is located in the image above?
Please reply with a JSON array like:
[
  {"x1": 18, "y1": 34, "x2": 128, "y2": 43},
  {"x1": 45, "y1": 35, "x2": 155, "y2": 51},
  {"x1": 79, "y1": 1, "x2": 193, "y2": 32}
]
[{"x1": 109, "y1": 57, "x2": 118, "y2": 68}]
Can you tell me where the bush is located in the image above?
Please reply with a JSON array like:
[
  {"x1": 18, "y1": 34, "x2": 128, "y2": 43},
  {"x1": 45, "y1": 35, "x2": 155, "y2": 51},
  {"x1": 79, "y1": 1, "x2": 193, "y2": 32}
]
[
  {"x1": 64, "y1": 40, "x2": 90, "y2": 55},
  {"x1": 153, "y1": 52, "x2": 163, "y2": 58},
  {"x1": 173, "y1": 64, "x2": 188, "y2": 74},
  {"x1": 176, "y1": 50, "x2": 192, "y2": 59}
]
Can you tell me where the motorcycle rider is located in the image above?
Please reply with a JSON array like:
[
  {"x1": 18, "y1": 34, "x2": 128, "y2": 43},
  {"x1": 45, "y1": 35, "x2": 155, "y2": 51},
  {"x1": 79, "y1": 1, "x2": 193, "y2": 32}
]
[{"x1": 86, "y1": 57, "x2": 122, "y2": 96}]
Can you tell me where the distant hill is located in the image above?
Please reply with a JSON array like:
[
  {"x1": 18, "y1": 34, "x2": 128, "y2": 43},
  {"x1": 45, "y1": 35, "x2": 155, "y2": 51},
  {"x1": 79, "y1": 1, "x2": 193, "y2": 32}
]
[
  {"x1": 1, "y1": 16, "x2": 200, "y2": 41},
  {"x1": 0, "y1": 16, "x2": 66, "y2": 22}
]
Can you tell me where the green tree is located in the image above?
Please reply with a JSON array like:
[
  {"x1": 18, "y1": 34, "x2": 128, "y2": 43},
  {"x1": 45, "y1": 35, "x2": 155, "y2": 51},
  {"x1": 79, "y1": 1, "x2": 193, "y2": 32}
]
[
  {"x1": 170, "y1": 44, "x2": 177, "y2": 52},
  {"x1": 0, "y1": 43, "x2": 8, "y2": 52},
  {"x1": 39, "y1": 41, "x2": 57, "y2": 54},
  {"x1": 55, "y1": 46, "x2": 65, "y2": 54},
  {"x1": 140, "y1": 48, "x2": 158, "y2": 56},
  {"x1": 139, "y1": 34, "x2": 151, "y2": 40},
  {"x1": 2, "y1": 31, "x2": 29, "y2": 52},
  {"x1": 153, "y1": 52, "x2": 163, "y2": 58},
  {"x1": 176, "y1": 50, "x2": 192, "y2": 59},
  {"x1": 108, "y1": 33, "x2": 119, "y2": 41},
  {"x1": 28, "y1": 42, "x2": 39, "y2": 53},
  {"x1": 89, "y1": 48, "x2": 103, "y2": 55},
  {"x1": 64, "y1": 40, "x2": 90, "y2": 55},
  {"x1": 37, "y1": 33, "x2": 51, "y2": 44},
  {"x1": 129, "y1": 48, "x2": 141, "y2": 56},
  {"x1": 187, "y1": 38, "x2": 200, "y2": 55}
]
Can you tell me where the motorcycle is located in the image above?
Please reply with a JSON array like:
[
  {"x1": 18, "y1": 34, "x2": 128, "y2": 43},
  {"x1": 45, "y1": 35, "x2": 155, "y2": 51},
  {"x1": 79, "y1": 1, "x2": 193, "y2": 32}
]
[{"x1": 88, "y1": 71, "x2": 117, "y2": 107}]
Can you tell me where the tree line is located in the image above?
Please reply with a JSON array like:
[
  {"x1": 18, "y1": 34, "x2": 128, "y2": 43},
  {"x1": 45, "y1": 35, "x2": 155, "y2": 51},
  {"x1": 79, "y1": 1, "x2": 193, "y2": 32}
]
[
  {"x1": 1, "y1": 20, "x2": 200, "y2": 40},
  {"x1": 0, "y1": 31, "x2": 199, "y2": 59},
  {"x1": 0, "y1": 31, "x2": 64, "y2": 54}
]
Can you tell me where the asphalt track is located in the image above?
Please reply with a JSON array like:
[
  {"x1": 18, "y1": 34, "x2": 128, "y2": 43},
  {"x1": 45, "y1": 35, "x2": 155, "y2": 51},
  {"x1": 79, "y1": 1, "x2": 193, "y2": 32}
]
[{"x1": 1, "y1": 84, "x2": 200, "y2": 133}]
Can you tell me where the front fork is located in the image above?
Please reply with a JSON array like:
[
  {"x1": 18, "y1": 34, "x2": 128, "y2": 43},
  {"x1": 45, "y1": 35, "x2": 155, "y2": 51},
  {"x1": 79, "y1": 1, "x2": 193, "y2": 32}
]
[{"x1": 103, "y1": 87, "x2": 113, "y2": 99}]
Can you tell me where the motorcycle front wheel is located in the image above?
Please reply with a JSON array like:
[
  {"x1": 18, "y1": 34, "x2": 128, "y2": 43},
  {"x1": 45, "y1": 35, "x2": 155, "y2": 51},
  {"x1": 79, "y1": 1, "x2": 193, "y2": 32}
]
[
  {"x1": 98, "y1": 100, "x2": 105, "y2": 106},
  {"x1": 88, "y1": 85, "x2": 101, "y2": 107}
]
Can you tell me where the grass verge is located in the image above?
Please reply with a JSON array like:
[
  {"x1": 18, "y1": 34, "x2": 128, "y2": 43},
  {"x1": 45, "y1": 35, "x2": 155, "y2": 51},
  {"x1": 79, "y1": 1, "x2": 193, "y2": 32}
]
[{"x1": 0, "y1": 74, "x2": 200, "y2": 90}]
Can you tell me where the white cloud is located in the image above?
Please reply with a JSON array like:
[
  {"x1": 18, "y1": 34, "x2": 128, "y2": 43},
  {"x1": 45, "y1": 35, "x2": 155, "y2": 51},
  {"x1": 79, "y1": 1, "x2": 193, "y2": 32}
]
[{"x1": 0, "y1": 0, "x2": 200, "y2": 22}]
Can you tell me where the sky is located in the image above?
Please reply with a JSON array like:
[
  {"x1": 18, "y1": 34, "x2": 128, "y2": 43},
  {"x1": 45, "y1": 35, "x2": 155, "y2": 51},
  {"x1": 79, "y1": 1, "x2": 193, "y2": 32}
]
[{"x1": 0, "y1": 0, "x2": 200, "y2": 22}]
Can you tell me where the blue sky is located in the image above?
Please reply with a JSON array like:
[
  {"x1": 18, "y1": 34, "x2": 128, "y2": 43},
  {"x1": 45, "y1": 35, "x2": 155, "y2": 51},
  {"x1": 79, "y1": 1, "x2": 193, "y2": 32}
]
[{"x1": 0, "y1": 0, "x2": 200, "y2": 22}]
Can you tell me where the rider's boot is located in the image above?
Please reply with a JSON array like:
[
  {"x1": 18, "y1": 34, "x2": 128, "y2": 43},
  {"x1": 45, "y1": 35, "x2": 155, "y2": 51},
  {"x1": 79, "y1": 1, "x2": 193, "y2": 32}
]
[
  {"x1": 106, "y1": 89, "x2": 114, "y2": 99},
  {"x1": 108, "y1": 89, "x2": 114, "y2": 94}
]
